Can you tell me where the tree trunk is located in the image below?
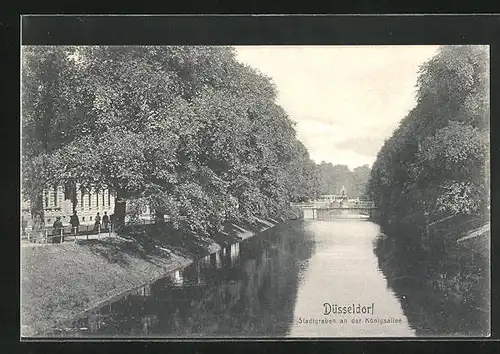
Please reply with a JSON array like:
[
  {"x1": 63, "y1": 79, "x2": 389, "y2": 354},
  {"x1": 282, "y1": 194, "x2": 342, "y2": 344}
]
[
  {"x1": 65, "y1": 183, "x2": 78, "y2": 212},
  {"x1": 30, "y1": 189, "x2": 45, "y2": 232},
  {"x1": 71, "y1": 185, "x2": 78, "y2": 212},
  {"x1": 114, "y1": 189, "x2": 126, "y2": 225},
  {"x1": 154, "y1": 209, "x2": 165, "y2": 224}
]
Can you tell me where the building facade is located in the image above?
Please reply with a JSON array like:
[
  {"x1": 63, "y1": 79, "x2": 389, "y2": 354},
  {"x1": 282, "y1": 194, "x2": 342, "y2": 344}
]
[{"x1": 21, "y1": 184, "x2": 116, "y2": 227}]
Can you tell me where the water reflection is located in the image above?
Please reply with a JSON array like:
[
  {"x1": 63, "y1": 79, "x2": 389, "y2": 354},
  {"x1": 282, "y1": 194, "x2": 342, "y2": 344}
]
[
  {"x1": 173, "y1": 270, "x2": 183, "y2": 286},
  {"x1": 211, "y1": 252, "x2": 221, "y2": 268},
  {"x1": 130, "y1": 284, "x2": 152, "y2": 297},
  {"x1": 51, "y1": 222, "x2": 316, "y2": 337},
  {"x1": 375, "y1": 229, "x2": 490, "y2": 337},
  {"x1": 141, "y1": 314, "x2": 159, "y2": 335},
  {"x1": 288, "y1": 220, "x2": 414, "y2": 337},
  {"x1": 42, "y1": 217, "x2": 489, "y2": 338},
  {"x1": 46, "y1": 219, "x2": 429, "y2": 337}
]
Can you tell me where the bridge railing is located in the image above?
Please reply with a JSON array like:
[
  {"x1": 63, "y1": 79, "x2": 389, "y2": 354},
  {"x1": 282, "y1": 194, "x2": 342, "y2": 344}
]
[
  {"x1": 357, "y1": 201, "x2": 376, "y2": 208},
  {"x1": 291, "y1": 200, "x2": 376, "y2": 209},
  {"x1": 290, "y1": 202, "x2": 315, "y2": 208}
]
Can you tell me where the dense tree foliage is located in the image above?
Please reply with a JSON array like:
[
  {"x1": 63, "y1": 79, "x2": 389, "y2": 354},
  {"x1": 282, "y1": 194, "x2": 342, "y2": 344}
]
[
  {"x1": 368, "y1": 45, "x2": 489, "y2": 236},
  {"x1": 22, "y1": 46, "x2": 95, "y2": 229},
  {"x1": 317, "y1": 162, "x2": 370, "y2": 199},
  {"x1": 22, "y1": 46, "x2": 318, "y2": 236}
]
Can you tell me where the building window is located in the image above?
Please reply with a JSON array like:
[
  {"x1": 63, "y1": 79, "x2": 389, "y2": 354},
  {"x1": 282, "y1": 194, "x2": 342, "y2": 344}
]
[
  {"x1": 90, "y1": 216, "x2": 93, "y2": 221},
  {"x1": 45, "y1": 191, "x2": 49, "y2": 208},
  {"x1": 47, "y1": 219, "x2": 51, "y2": 223},
  {"x1": 89, "y1": 192, "x2": 92, "y2": 210},
  {"x1": 54, "y1": 187, "x2": 58, "y2": 207},
  {"x1": 96, "y1": 192, "x2": 99, "y2": 209},
  {"x1": 102, "y1": 191, "x2": 105, "y2": 207},
  {"x1": 81, "y1": 191, "x2": 84, "y2": 210},
  {"x1": 82, "y1": 217, "x2": 85, "y2": 221},
  {"x1": 108, "y1": 191, "x2": 111, "y2": 207}
]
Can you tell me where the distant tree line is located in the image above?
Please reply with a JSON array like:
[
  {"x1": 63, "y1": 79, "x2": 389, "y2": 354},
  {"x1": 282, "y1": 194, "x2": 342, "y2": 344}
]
[
  {"x1": 368, "y1": 45, "x2": 489, "y2": 237},
  {"x1": 22, "y1": 46, "x2": 318, "y2": 236},
  {"x1": 316, "y1": 162, "x2": 371, "y2": 199}
]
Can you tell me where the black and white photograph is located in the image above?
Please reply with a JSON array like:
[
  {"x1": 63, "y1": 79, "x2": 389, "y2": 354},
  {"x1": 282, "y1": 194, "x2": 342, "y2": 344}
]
[{"x1": 20, "y1": 23, "x2": 490, "y2": 338}]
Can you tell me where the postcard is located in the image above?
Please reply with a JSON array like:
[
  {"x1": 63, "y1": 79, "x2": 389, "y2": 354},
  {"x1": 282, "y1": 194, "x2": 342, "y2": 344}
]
[{"x1": 20, "y1": 16, "x2": 491, "y2": 339}]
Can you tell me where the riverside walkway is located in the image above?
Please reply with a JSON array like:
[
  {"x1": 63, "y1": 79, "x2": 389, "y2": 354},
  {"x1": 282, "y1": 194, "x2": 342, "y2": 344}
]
[
  {"x1": 21, "y1": 219, "x2": 155, "y2": 247},
  {"x1": 21, "y1": 227, "x2": 118, "y2": 248}
]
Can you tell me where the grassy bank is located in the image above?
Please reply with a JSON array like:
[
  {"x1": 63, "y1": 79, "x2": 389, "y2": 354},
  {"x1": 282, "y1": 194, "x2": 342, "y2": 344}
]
[{"x1": 21, "y1": 216, "x2": 291, "y2": 337}]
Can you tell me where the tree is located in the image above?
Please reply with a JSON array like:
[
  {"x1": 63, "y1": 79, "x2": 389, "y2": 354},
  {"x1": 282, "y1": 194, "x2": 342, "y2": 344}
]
[
  {"x1": 316, "y1": 162, "x2": 370, "y2": 198},
  {"x1": 22, "y1": 46, "x2": 94, "y2": 230},
  {"x1": 368, "y1": 45, "x2": 489, "y2": 235},
  {"x1": 22, "y1": 45, "x2": 322, "y2": 239},
  {"x1": 352, "y1": 165, "x2": 371, "y2": 199}
]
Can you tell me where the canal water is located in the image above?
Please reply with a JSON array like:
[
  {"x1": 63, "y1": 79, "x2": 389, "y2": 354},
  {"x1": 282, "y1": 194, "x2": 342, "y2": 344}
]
[{"x1": 50, "y1": 217, "x2": 419, "y2": 338}]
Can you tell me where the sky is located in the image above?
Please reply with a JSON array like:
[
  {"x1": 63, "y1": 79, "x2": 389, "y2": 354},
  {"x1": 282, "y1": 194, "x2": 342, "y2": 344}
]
[{"x1": 235, "y1": 45, "x2": 440, "y2": 170}]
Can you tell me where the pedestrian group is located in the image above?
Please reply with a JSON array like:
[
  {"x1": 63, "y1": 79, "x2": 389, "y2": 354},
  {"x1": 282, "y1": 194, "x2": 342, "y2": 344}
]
[{"x1": 51, "y1": 211, "x2": 113, "y2": 238}]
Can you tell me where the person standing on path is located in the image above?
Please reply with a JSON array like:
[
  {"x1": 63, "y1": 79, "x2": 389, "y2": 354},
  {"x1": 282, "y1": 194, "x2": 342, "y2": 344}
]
[
  {"x1": 94, "y1": 212, "x2": 101, "y2": 232},
  {"x1": 52, "y1": 216, "x2": 63, "y2": 243},
  {"x1": 102, "y1": 211, "x2": 109, "y2": 231},
  {"x1": 70, "y1": 210, "x2": 80, "y2": 235}
]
